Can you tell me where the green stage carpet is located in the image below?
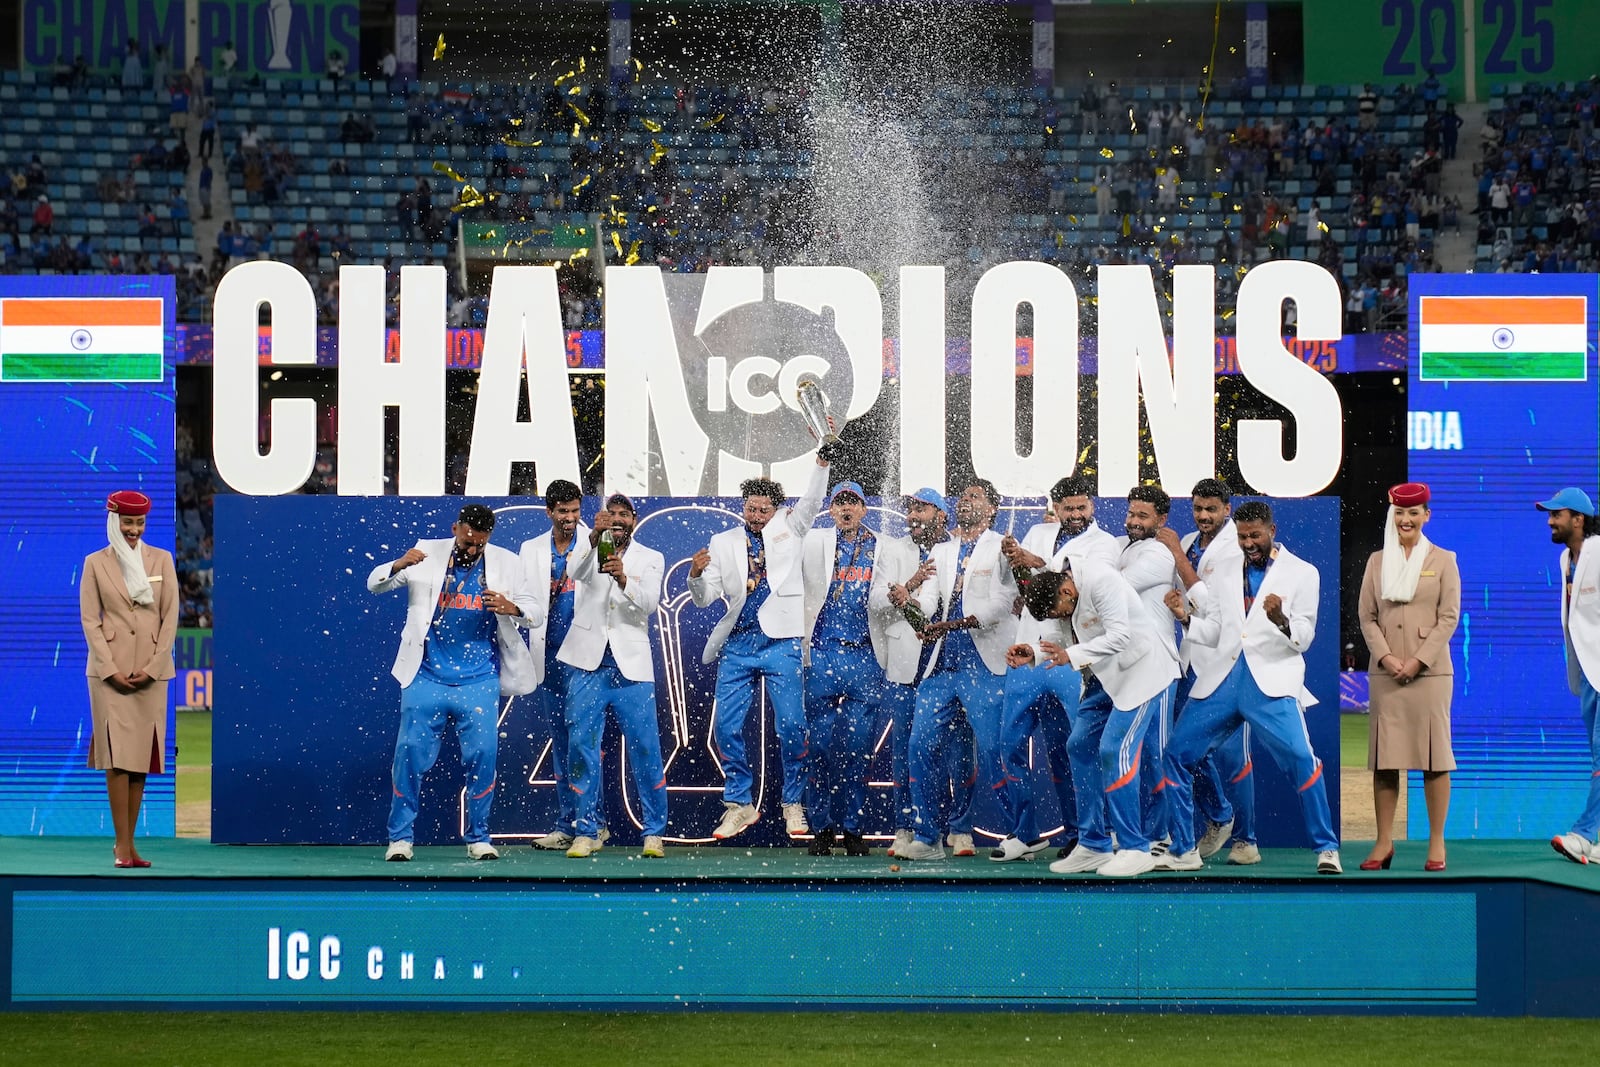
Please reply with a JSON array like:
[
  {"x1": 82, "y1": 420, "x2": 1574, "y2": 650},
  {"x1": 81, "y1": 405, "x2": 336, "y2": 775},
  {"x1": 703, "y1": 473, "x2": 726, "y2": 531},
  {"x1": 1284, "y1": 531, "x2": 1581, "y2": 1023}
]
[{"x1": 3, "y1": 836, "x2": 1598, "y2": 891}]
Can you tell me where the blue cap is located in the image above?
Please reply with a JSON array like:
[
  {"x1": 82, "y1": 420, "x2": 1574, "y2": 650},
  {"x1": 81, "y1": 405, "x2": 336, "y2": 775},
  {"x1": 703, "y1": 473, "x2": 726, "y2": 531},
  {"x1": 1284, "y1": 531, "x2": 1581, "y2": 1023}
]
[
  {"x1": 1537, "y1": 488, "x2": 1596, "y2": 517},
  {"x1": 829, "y1": 481, "x2": 866, "y2": 505},
  {"x1": 904, "y1": 487, "x2": 951, "y2": 517}
]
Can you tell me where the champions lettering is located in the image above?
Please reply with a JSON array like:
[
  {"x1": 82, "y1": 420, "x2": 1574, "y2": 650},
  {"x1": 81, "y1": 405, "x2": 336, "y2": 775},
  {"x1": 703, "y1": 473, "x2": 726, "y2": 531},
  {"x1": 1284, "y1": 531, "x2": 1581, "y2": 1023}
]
[
  {"x1": 210, "y1": 259, "x2": 1346, "y2": 500},
  {"x1": 21, "y1": 0, "x2": 360, "y2": 77},
  {"x1": 265, "y1": 928, "x2": 489, "y2": 983}
]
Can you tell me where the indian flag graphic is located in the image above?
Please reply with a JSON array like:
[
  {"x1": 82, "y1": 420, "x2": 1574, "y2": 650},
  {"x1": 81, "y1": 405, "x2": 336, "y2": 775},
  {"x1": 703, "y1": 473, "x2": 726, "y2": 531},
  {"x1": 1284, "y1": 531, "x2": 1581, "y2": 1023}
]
[
  {"x1": 0, "y1": 297, "x2": 164, "y2": 382},
  {"x1": 1417, "y1": 295, "x2": 1588, "y2": 382}
]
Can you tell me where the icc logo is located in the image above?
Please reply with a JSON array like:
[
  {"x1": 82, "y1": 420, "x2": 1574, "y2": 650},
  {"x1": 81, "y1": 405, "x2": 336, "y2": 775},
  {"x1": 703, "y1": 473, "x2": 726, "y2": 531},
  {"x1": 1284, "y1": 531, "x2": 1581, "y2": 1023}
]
[{"x1": 658, "y1": 271, "x2": 870, "y2": 482}]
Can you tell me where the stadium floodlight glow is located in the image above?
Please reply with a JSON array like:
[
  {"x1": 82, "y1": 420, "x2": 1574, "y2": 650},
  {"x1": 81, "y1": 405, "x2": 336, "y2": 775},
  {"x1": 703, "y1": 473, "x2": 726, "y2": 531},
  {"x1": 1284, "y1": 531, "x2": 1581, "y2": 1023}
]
[{"x1": 211, "y1": 259, "x2": 1345, "y2": 498}]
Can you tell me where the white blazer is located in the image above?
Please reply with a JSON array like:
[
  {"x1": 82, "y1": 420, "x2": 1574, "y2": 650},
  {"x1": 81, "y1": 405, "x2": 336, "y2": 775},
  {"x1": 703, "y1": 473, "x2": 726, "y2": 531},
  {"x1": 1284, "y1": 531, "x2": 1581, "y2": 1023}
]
[
  {"x1": 1118, "y1": 536, "x2": 1182, "y2": 661},
  {"x1": 1063, "y1": 556, "x2": 1177, "y2": 708},
  {"x1": 866, "y1": 534, "x2": 927, "y2": 685},
  {"x1": 1186, "y1": 542, "x2": 1319, "y2": 705},
  {"x1": 1559, "y1": 538, "x2": 1600, "y2": 694},
  {"x1": 688, "y1": 460, "x2": 829, "y2": 663},
  {"x1": 556, "y1": 535, "x2": 664, "y2": 683},
  {"x1": 913, "y1": 528, "x2": 1017, "y2": 677},
  {"x1": 801, "y1": 527, "x2": 894, "y2": 670},
  {"x1": 517, "y1": 521, "x2": 590, "y2": 687},
  {"x1": 1178, "y1": 522, "x2": 1240, "y2": 674},
  {"x1": 366, "y1": 538, "x2": 541, "y2": 696},
  {"x1": 1013, "y1": 521, "x2": 1123, "y2": 664}
]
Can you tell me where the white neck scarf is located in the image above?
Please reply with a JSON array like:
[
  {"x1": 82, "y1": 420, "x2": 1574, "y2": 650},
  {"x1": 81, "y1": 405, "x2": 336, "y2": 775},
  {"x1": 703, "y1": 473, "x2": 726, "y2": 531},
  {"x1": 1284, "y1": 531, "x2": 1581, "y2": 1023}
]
[
  {"x1": 107, "y1": 513, "x2": 155, "y2": 606},
  {"x1": 1379, "y1": 505, "x2": 1431, "y2": 603}
]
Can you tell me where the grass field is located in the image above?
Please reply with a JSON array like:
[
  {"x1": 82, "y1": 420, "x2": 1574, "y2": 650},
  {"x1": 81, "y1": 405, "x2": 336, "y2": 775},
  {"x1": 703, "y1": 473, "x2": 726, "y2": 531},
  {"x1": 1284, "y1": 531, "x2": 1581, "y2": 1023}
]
[{"x1": 0, "y1": 1011, "x2": 1596, "y2": 1065}]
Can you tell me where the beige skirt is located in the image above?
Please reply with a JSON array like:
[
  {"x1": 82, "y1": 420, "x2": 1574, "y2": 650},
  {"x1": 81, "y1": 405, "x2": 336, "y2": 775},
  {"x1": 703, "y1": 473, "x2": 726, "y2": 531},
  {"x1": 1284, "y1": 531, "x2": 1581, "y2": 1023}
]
[
  {"x1": 1367, "y1": 672, "x2": 1455, "y2": 772},
  {"x1": 86, "y1": 677, "x2": 166, "y2": 773}
]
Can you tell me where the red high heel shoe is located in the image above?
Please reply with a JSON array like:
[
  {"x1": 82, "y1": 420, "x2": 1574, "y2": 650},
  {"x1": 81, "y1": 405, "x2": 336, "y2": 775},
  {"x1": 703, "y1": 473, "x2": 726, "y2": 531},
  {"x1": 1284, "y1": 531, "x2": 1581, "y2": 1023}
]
[
  {"x1": 1359, "y1": 848, "x2": 1394, "y2": 871},
  {"x1": 1424, "y1": 858, "x2": 1446, "y2": 872}
]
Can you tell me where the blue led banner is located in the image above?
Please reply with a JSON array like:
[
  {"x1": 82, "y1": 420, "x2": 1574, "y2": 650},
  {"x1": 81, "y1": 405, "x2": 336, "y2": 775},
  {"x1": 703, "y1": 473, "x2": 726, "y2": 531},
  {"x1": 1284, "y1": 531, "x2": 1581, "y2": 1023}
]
[
  {"x1": 1406, "y1": 273, "x2": 1600, "y2": 838},
  {"x1": 213, "y1": 495, "x2": 1340, "y2": 849},
  {"x1": 0, "y1": 276, "x2": 177, "y2": 837},
  {"x1": 9, "y1": 884, "x2": 1475, "y2": 1006}
]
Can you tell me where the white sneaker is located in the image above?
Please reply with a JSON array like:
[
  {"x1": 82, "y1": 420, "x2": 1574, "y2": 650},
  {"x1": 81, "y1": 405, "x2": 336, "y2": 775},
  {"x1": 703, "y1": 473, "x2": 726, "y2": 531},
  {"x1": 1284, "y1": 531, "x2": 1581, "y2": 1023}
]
[
  {"x1": 1154, "y1": 849, "x2": 1204, "y2": 871},
  {"x1": 566, "y1": 836, "x2": 601, "y2": 858},
  {"x1": 1197, "y1": 818, "x2": 1235, "y2": 859},
  {"x1": 713, "y1": 802, "x2": 760, "y2": 840},
  {"x1": 1149, "y1": 835, "x2": 1171, "y2": 857},
  {"x1": 946, "y1": 832, "x2": 976, "y2": 857},
  {"x1": 1227, "y1": 841, "x2": 1262, "y2": 865},
  {"x1": 466, "y1": 841, "x2": 499, "y2": 861},
  {"x1": 641, "y1": 836, "x2": 665, "y2": 858},
  {"x1": 1316, "y1": 849, "x2": 1343, "y2": 875},
  {"x1": 592, "y1": 827, "x2": 611, "y2": 852},
  {"x1": 1552, "y1": 832, "x2": 1591, "y2": 865},
  {"x1": 896, "y1": 838, "x2": 946, "y2": 861},
  {"x1": 532, "y1": 829, "x2": 574, "y2": 851},
  {"x1": 1049, "y1": 844, "x2": 1115, "y2": 874},
  {"x1": 887, "y1": 829, "x2": 915, "y2": 858},
  {"x1": 782, "y1": 802, "x2": 809, "y2": 837},
  {"x1": 1099, "y1": 849, "x2": 1158, "y2": 877},
  {"x1": 988, "y1": 835, "x2": 1051, "y2": 862},
  {"x1": 385, "y1": 841, "x2": 413, "y2": 862}
]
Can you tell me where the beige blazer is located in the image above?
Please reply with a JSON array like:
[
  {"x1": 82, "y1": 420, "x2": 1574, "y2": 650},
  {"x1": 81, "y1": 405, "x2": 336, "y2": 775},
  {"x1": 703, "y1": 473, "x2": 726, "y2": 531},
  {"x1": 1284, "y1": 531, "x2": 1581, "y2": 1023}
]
[
  {"x1": 1358, "y1": 545, "x2": 1460, "y2": 675},
  {"x1": 80, "y1": 543, "x2": 179, "y2": 680}
]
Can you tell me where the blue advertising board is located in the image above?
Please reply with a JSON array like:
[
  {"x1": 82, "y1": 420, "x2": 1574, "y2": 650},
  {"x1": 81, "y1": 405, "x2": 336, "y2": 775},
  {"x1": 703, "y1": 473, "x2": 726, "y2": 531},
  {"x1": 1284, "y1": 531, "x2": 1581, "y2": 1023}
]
[
  {"x1": 213, "y1": 494, "x2": 1340, "y2": 849},
  {"x1": 0, "y1": 275, "x2": 177, "y2": 836}
]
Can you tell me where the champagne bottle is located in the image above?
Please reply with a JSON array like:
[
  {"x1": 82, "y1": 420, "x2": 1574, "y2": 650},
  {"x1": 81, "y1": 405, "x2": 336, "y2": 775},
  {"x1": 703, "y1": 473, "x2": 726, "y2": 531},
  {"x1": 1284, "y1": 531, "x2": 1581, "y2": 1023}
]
[
  {"x1": 901, "y1": 598, "x2": 928, "y2": 632},
  {"x1": 597, "y1": 528, "x2": 615, "y2": 563}
]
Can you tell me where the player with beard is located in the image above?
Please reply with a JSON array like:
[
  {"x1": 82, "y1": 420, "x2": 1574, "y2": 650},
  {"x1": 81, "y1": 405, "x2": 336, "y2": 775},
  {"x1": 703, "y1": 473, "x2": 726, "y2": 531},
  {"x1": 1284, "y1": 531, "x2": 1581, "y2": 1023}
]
[
  {"x1": 368, "y1": 505, "x2": 540, "y2": 861},
  {"x1": 882, "y1": 489, "x2": 977, "y2": 857},
  {"x1": 799, "y1": 482, "x2": 893, "y2": 856},
  {"x1": 1160, "y1": 501, "x2": 1341, "y2": 874},
  {"x1": 989, "y1": 475, "x2": 1119, "y2": 862},
  {"x1": 1168, "y1": 478, "x2": 1258, "y2": 866},
  {"x1": 689, "y1": 454, "x2": 831, "y2": 840},
  {"x1": 897, "y1": 480, "x2": 1020, "y2": 861},
  {"x1": 1539, "y1": 488, "x2": 1600, "y2": 865},
  {"x1": 555, "y1": 493, "x2": 668, "y2": 859},
  {"x1": 521, "y1": 481, "x2": 607, "y2": 851},
  {"x1": 1116, "y1": 485, "x2": 1193, "y2": 852}
]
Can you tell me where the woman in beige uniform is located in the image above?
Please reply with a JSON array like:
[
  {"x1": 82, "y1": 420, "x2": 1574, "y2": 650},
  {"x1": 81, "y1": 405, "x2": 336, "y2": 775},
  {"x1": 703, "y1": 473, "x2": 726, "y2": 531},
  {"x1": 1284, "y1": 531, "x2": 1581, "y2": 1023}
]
[
  {"x1": 1357, "y1": 482, "x2": 1461, "y2": 872},
  {"x1": 80, "y1": 490, "x2": 178, "y2": 868}
]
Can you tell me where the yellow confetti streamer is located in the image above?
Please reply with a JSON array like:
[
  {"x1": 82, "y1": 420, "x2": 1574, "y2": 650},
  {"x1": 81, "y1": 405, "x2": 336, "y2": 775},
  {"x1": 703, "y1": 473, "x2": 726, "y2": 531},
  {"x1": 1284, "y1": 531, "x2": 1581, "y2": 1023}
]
[
  {"x1": 501, "y1": 136, "x2": 543, "y2": 148},
  {"x1": 572, "y1": 123, "x2": 581, "y2": 139},
  {"x1": 573, "y1": 174, "x2": 592, "y2": 194},
  {"x1": 568, "y1": 85, "x2": 582, "y2": 96},
  {"x1": 611, "y1": 232, "x2": 624, "y2": 256},
  {"x1": 625, "y1": 240, "x2": 641, "y2": 266},
  {"x1": 1099, "y1": 147, "x2": 1115, "y2": 158},
  {"x1": 431, "y1": 161, "x2": 467, "y2": 183},
  {"x1": 649, "y1": 141, "x2": 667, "y2": 165},
  {"x1": 642, "y1": 118, "x2": 663, "y2": 133},
  {"x1": 433, "y1": 35, "x2": 446, "y2": 61},
  {"x1": 569, "y1": 247, "x2": 590, "y2": 262},
  {"x1": 509, "y1": 118, "x2": 523, "y2": 127},
  {"x1": 569, "y1": 104, "x2": 591, "y2": 127},
  {"x1": 701, "y1": 114, "x2": 725, "y2": 129},
  {"x1": 555, "y1": 69, "x2": 576, "y2": 86}
]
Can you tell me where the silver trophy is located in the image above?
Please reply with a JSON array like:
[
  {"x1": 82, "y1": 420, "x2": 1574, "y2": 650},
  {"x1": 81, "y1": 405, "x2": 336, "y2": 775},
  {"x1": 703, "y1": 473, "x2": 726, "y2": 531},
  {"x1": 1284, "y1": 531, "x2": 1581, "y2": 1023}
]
[{"x1": 795, "y1": 375, "x2": 840, "y2": 445}]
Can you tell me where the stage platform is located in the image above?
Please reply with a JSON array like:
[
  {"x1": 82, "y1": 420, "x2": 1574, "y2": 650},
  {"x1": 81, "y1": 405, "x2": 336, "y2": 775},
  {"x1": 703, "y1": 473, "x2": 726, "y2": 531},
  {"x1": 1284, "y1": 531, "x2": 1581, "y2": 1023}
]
[{"x1": 4, "y1": 838, "x2": 1598, "y2": 1015}]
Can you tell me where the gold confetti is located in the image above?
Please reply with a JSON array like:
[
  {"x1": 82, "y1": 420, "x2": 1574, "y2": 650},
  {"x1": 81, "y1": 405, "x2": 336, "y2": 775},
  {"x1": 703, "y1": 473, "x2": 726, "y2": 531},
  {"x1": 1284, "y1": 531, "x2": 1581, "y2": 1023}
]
[
  {"x1": 509, "y1": 118, "x2": 523, "y2": 127},
  {"x1": 642, "y1": 118, "x2": 663, "y2": 133},
  {"x1": 432, "y1": 161, "x2": 467, "y2": 183},
  {"x1": 625, "y1": 240, "x2": 641, "y2": 266},
  {"x1": 1318, "y1": 221, "x2": 1330, "y2": 233},
  {"x1": 573, "y1": 174, "x2": 592, "y2": 194},
  {"x1": 569, "y1": 247, "x2": 590, "y2": 262},
  {"x1": 649, "y1": 140, "x2": 667, "y2": 165},
  {"x1": 1045, "y1": 126, "x2": 1053, "y2": 134},
  {"x1": 452, "y1": 184, "x2": 488, "y2": 212},
  {"x1": 569, "y1": 103, "x2": 591, "y2": 126},
  {"x1": 1077, "y1": 445, "x2": 1092, "y2": 464},
  {"x1": 555, "y1": 69, "x2": 576, "y2": 86},
  {"x1": 572, "y1": 123, "x2": 581, "y2": 138},
  {"x1": 611, "y1": 232, "x2": 624, "y2": 256},
  {"x1": 501, "y1": 136, "x2": 543, "y2": 148},
  {"x1": 568, "y1": 84, "x2": 582, "y2": 96},
  {"x1": 701, "y1": 114, "x2": 725, "y2": 129},
  {"x1": 433, "y1": 35, "x2": 446, "y2": 60},
  {"x1": 1099, "y1": 147, "x2": 1114, "y2": 158}
]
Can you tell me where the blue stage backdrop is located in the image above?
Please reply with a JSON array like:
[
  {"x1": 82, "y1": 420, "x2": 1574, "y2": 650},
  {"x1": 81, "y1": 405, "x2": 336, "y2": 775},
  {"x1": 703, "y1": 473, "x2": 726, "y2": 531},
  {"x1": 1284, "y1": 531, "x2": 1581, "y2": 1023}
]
[
  {"x1": 1407, "y1": 273, "x2": 1600, "y2": 838},
  {"x1": 0, "y1": 275, "x2": 178, "y2": 836},
  {"x1": 213, "y1": 495, "x2": 1340, "y2": 848}
]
